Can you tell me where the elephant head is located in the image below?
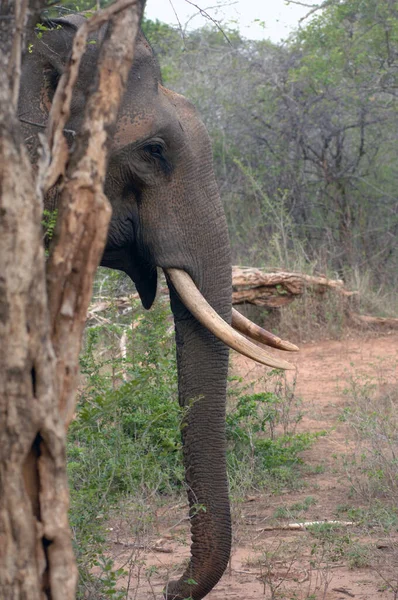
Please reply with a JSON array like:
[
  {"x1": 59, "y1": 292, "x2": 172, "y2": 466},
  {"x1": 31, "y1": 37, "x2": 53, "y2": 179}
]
[{"x1": 19, "y1": 15, "x2": 293, "y2": 600}]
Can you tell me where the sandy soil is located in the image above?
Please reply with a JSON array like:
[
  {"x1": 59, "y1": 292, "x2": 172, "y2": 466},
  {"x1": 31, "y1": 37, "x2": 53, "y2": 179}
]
[{"x1": 109, "y1": 332, "x2": 398, "y2": 599}]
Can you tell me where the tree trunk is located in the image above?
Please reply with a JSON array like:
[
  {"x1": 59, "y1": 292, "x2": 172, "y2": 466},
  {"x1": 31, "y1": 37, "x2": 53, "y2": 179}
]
[
  {"x1": 1, "y1": 42, "x2": 75, "y2": 600},
  {"x1": 0, "y1": 2, "x2": 145, "y2": 598}
]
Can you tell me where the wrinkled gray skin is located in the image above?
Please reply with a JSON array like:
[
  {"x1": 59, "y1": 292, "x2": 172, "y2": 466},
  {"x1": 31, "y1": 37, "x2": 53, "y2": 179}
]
[{"x1": 19, "y1": 15, "x2": 232, "y2": 600}]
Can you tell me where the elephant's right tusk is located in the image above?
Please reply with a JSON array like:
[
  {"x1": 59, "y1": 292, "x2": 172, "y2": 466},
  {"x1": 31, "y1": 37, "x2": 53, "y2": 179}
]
[
  {"x1": 165, "y1": 268, "x2": 295, "y2": 371},
  {"x1": 232, "y1": 308, "x2": 299, "y2": 352}
]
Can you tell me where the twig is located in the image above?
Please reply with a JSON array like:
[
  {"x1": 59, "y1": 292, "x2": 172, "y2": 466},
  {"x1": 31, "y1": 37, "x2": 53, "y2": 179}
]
[
  {"x1": 168, "y1": 516, "x2": 190, "y2": 530},
  {"x1": 18, "y1": 116, "x2": 76, "y2": 136},
  {"x1": 113, "y1": 541, "x2": 173, "y2": 553},
  {"x1": 168, "y1": 0, "x2": 186, "y2": 45},
  {"x1": 257, "y1": 520, "x2": 355, "y2": 532},
  {"x1": 332, "y1": 589, "x2": 355, "y2": 598},
  {"x1": 184, "y1": 0, "x2": 231, "y2": 45},
  {"x1": 285, "y1": 0, "x2": 335, "y2": 24}
]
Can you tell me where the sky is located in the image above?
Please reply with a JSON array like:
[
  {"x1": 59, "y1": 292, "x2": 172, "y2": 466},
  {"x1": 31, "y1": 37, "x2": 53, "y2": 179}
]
[{"x1": 144, "y1": 0, "x2": 320, "y2": 43}]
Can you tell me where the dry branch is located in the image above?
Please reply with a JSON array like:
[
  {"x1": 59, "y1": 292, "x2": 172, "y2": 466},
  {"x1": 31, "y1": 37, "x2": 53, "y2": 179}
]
[
  {"x1": 112, "y1": 540, "x2": 174, "y2": 553},
  {"x1": 230, "y1": 267, "x2": 395, "y2": 329},
  {"x1": 87, "y1": 267, "x2": 394, "y2": 332},
  {"x1": 257, "y1": 520, "x2": 355, "y2": 532},
  {"x1": 87, "y1": 268, "x2": 354, "y2": 314},
  {"x1": 46, "y1": 0, "x2": 144, "y2": 425},
  {"x1": 348, "y1": 313, "x2": 398, "y2": 329}
]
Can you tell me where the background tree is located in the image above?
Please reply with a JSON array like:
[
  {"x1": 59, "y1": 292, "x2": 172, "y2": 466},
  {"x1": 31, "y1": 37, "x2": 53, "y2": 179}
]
[{"x1": 145, "y1": 0, "x2": 397, "y2": 301}]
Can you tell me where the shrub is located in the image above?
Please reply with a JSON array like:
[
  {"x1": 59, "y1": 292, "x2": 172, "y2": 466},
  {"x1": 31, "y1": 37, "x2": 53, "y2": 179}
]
[{"x1": 226, "y1": 372, "x2": 325, "y2": 491}]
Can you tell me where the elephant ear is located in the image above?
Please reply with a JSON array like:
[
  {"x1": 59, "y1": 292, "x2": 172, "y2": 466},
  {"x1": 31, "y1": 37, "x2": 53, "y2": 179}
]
[
  {"x1": 129, "y1": 262, "x2": 158, "y2": 310},
  {"x1": 101, "y1": 246, "x2": 158, "y2": 309}
]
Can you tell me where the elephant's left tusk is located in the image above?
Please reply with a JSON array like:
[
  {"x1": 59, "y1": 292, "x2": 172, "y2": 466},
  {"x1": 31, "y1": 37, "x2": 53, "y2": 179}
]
[
  {"x1": 165, "y1": 268, "x2": 295, "y2": 371},
  {"x1": 232, "y1": 308, "x2": 299, "y2": 352}
]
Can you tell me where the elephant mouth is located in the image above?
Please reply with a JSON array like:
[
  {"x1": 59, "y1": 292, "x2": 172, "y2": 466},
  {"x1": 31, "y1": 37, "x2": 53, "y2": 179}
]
[{"x1": 165, "y1": 268, "x2": 296, "y2": 370}]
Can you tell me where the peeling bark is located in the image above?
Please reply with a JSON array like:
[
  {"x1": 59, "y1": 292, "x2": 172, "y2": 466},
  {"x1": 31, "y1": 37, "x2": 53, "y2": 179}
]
[
  {"x1": 0, "y1": 2, "x2": 145, "y2": 598},
  {"x1": 46, "y1": 0, "x2": 144, "y2": 424},
  {"x1": 0, "y1": 53, "x2": 71, "y2": 600}
]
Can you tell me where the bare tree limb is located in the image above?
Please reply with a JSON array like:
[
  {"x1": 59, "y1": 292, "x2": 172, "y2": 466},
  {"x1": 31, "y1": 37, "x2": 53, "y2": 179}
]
[
  {"x1": 46, "y1": 0, "x2": 145, "y2": 425},
  {"x1": 286, "y1": 0, "x2": 336, "y2": 24},
  {"x1": 41, "y1": 0, "x2": 143, "y2": 193}
]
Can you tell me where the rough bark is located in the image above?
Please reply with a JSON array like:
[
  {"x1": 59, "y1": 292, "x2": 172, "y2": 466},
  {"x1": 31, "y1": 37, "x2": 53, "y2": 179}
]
[
  {"x1": 1, "y1": 26, "x2": 72, "y2": 600},
  {"x1": 231, "y1": 266, "x2": 357, "y2": 307},
  {"x1": 45, "y1": 0, "x2": 145, "y2": 425},
  {"x1": 0, "y1": 2, "x2": 145, "y2": 598}
]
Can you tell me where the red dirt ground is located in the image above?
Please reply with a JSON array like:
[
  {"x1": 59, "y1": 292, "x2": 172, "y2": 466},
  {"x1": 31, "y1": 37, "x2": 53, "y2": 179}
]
[{"x1": 109, "y1": 332, "x2": 398, "y2": 599}]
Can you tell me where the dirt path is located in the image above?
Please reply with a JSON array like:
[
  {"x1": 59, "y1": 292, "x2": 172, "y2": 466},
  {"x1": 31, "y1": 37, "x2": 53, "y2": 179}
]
[{"x1": 110, "y1": 333, "x2": 398, "y2": 599}]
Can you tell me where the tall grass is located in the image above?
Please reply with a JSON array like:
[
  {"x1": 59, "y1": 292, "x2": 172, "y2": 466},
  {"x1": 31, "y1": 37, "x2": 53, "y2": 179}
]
[{"x1": 342, "y1": 369, "x2": 398, "y2": 506}]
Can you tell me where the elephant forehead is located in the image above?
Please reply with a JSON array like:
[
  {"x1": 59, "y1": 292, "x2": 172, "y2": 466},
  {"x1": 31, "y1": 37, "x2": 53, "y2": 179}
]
[
  {"x1": 112, "y1": 113, "x2": 156, "y2": 150},
  {"x1": 112, "y1": 88, "x2": 182, "y2": 151}
]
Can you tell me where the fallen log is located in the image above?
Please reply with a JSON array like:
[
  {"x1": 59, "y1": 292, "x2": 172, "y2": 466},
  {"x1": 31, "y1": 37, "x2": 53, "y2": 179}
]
[
  {"x1": 231, "y1": 266, "x2": 356, "y2": 308},
  {"x1": 349, "y1": 313, "x2": 398, "y2": 329},
  {"x1": 88, "y1": 268, "x2": 352, "y2": 316}
]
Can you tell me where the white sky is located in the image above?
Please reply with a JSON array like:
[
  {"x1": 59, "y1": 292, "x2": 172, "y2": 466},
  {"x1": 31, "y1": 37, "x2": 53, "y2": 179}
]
[{"x1": 144, "y1": 0, "x2": 319, "y2": 42}]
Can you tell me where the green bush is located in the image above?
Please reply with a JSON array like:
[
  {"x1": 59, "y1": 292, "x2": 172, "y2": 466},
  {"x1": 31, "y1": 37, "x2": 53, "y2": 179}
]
[
  {"x1": 226, "y1": 373, "x2": 325, "y2": 491},
  {"x1": 69, "y1": 299, "x2": 183, "y2": 494}
]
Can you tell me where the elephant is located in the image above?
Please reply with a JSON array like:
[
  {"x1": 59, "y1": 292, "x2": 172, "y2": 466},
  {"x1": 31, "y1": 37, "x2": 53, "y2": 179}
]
[{"x1": 19, "y1": 14, "x2": 294, "y2": 600}]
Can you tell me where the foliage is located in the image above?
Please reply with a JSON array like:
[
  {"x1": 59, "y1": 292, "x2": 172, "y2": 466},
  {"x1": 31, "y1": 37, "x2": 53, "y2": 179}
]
[
  {"x1": 144, "y1": 2, "x2": 398, "y2": 302},
  {"x1": 226, "y1": 372, "x2": 325, "y2": 491},
  {"x1": 308, "y1": 523, "x2": 371, "y2": 568},
  {"x1": 41, "y1": 209, "x2": 58, "y2": 247},
  {"x1": 68, "y1": 295, "x2": 182, "y2": 597},
  {"x1": 38, "y1": 5, "x2": 398, "y2": 306}
]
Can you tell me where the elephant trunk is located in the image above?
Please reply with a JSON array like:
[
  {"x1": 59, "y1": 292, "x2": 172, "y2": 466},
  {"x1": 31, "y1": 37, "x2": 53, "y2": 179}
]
[{"x1": 165, "y1": 276, "x2": 232, "y2": 600}]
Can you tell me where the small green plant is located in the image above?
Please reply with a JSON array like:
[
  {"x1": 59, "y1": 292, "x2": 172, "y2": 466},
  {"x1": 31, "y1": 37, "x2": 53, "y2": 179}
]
[
  {"x1": 41, "y1": 208, "x2": 58, "y2": 246},
  {"x1": 226, "y1": 371, "x2": 325, "y2": 492},
  {"x1": 308, "y1": 523, "x2": 353, "y2": 563},
  {"x1": 308, "y1": 523, "x2": 371, "y2": 570},
  {"x1": 274, "y1": 496, "x2": 317, "y2": 519}
]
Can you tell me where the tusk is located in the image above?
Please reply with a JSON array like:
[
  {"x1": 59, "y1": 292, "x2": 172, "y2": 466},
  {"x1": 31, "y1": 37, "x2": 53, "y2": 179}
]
[
  {"x1": 165, "y1": 268, "x2": 294, "y2": 371},
  {"x1": 232, "y1": 308, "x2": 299, "y2": 352}
]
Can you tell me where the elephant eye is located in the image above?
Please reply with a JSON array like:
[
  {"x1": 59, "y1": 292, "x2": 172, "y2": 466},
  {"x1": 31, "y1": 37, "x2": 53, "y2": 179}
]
[
  {"x1": 145, "y1": 143, "x2": 164, "y2": 158},
  {"x1": 139, "y1": 141, "x2": 172, "y2": 176}
]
